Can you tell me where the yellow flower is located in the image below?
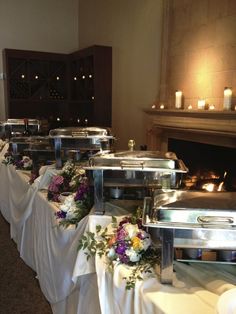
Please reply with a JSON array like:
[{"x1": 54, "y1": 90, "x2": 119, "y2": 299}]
[{"x1": 131, "y1": 236, "x2": 143, "y2": 251}]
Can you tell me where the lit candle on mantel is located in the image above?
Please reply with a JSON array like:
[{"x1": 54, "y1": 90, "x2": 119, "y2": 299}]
[
  {"x1": 223, "y1": 87, "x2": 232, "y2": 110},
  {"x1": 198, "y1": 99, "x2": 205, "y2": 110},
  {"x1": 175, "y1": 90, "x2": 182, "y2": 109}
]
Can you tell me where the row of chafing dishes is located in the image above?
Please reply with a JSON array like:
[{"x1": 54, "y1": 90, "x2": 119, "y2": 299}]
[{"x1": 1, "y1": 118, "x2": 236, "y2": 284}]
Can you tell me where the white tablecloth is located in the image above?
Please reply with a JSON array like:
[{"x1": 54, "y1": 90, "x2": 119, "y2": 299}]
[{"x1": 1, "y1": 162, "x2": 236, "y2": 314}]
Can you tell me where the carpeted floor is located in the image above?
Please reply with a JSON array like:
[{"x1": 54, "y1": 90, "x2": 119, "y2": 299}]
[{"x1": 0, "y1": 213, "x2": 52, "y2": 314}]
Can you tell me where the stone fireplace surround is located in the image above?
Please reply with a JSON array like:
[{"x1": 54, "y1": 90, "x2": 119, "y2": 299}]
[
  {"x1": 144, "y1": 109, "x2": 236, "y2": 152},
  {"x1": 144, "y1": 109, "x2": 236, "y2": 190}
]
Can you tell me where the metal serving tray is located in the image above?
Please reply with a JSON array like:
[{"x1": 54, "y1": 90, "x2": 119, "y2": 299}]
[
  {"x1": 88, "y1": 151, "x2": 187, "y2": 172},
  {"x1": 49, "y1": 126, "x2": 115, "y2": 168},
  {"x1": 5, "y1": 119, "x2": 41, "y2": 136},
  {"x1": 143, "y1": 190, "x2": 236, "y2": 284},
  {"x1": 145, "y1": 190, "x2": 236, "y2": 229},
  {"x1": 86, "y1": 151, "x2": 188, "y2": 214}
]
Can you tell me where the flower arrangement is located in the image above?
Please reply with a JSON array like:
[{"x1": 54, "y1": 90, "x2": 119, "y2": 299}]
[
  {"x1": 47, "y1": 160, "x2": 86, "y2": 202},
  {"x1": 78, "y1": 212, "x2": 160, "y2": 289},
  {"x1": 55, "y1": 176, "x2": 92, "y2": 228},
  {"x1": 2, "y1": 152, "x2": 32, "y2": 170}
]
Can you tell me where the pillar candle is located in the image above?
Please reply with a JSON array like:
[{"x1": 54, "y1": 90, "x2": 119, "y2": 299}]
[
  {"x1": 175, "y1": 90, "x2": 182, "y2": 109},
  {"x1": 198, "y1": 99, "x2": 205, "y2": 109},
  {"x1": 223, "y1": 87, "x2": 232, "y2": 110}
]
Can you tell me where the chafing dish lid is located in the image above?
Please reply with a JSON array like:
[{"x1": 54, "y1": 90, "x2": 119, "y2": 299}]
[
  {"x1": 49, "y1": 126, "x2": 114, "y2": 138},
  {"x1": 148, "y1": 190, "x2": 236, "y2": 228},
  {"x1": 87, "y1": 150, "x2": 188, "y2": 172},
  {"x1": 6, "y1": 119, "x2": 40, "y2": 125}
]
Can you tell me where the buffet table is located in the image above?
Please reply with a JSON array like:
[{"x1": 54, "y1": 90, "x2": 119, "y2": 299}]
[{"x1": 0, "y1": 161, "x2": 236, "y2": 314}]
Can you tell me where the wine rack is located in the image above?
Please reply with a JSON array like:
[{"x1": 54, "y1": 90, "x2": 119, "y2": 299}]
[{"x1": 3, "y1": 46, "x2": 112, "y2": 127}]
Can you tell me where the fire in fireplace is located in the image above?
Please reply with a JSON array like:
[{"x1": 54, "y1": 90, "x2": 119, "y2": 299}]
[{"x1": 168, "y1": 139, "x2": 236, "y2": 192}]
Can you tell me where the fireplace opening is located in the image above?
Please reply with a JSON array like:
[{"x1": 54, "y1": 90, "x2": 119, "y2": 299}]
[{"x1": 168, "y1": 138, "x2": 236, "y2": 191}]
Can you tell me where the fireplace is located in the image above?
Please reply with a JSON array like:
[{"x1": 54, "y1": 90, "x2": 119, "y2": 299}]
[
  {"x1": 168, "y1": 138, "x2": 236, "y2": 191},
  {"x1": 144, "y1": 109, "x2": 236, "y2": 191}
]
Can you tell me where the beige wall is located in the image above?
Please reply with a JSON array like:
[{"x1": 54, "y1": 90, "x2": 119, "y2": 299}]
[
  {"x1": 0, "y1": 0, "x2": 79, "y2": 119},
  {"x1": 79, "y1": 0, "x2": 163, "y2": 149},
  {"x1": 163, "y1": 0, "x2": 236, "y2": 110}
]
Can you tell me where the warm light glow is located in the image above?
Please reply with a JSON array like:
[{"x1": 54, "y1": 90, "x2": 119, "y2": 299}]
[
  {"x1": 74, "y1": 76, "x2": 77, "y2": 81},
  {"x1": 223, "y1": 87, "x2": 232, "y2": 110},
  {"x1": 35, "y1": 75, "x2": 39, "y2": 80},
  {"x1": 175, "y1": 90, "x2": 182, "y2": 109},
  {"x1": 89, "y1": 74, "x2": 92, "y2": 78},
  {"x1": 151, "y1": 104, "x2": 156, "y2": 109},
  {"x1": 56, "y1": 76, "x2": 60, "y2": 80},
  {"x1": 188, "y1": 105, "x2": 192, "y2": 110},
  {"x1": 56, "y1": 117, "x2": 60, "y2": 121},
  {"x1": 21, "y1": 74, "x2": 25, "y2": 79},
  {"x1": 198, "y1": 99, "x2": 205, "y2": 109},
  {"x1": 77, "y1": 118, "x2": 80, "y2": 123},
  {"x1": 202, "y1": 183, "x2": 215, "y2": 192},
  {"x1": 82, "y1": 75, "x2": 86, "y2": 79},
  {"x1": 209, "y1": 104, "x2": 215, "y2": 110},
  {"x1": 160, "y1": 104, "x2": 165, "y2": 109},
  {"x1": 91, "y1": 96, "x2": 95, "y2": 100}
]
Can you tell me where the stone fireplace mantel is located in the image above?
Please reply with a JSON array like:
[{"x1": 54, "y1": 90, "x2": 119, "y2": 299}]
[{"x1": 144, "y1": 109, "x2": 236, "y2": 151}]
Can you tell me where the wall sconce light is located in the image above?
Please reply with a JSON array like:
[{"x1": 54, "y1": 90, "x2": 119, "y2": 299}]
[
  {"x1": 223, "y1": 87, "x2": 232, "y2": 110},
  {"x1": 198, "y1": 99, "x2": 205, "y2": 110},
  {"x1": 175, "y1": 90, "x2": 183, "y2": 109}
]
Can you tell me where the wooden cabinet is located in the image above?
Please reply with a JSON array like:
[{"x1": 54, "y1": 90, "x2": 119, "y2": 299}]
[{"x1": 3, "y1": 45, "x2": 112, "y2": 127}]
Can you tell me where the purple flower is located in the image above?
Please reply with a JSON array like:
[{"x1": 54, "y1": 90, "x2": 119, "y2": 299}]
[
  {"x1": 115, "y1": 241, "x2": 127, "y2": 255},
  {"x1": 119, "y1": 254, "x2": 129, "y2": 264},
  {"x1": 53, "y1": 175, "x2": 64, "y2": 186},
  {"x1": 55, "y1": 210, "x2": 67, "y2": 219},
  {"x1": 116, "y1": 228, "x2": 128, "y2": 241},
  {"x1": 74, "y1": 184, "x2": 89, "y2": 201}
]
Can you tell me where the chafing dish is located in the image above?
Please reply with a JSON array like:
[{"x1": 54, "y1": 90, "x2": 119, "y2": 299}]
[
  {"x1": 85, "y1": 150, "x2": 188, "y2": 214},
  {"x1": 23, "y1": 136, "x2": 55, "y2": 166},
  {"x1": 143, "y1": 190, "x2": 236, "y2": 284},
  {"x1": 5, "y1": 119, "x2": 42, "y2": 137},
  {"x1": 49, "y1": 126, "x2": 115, "y2": 168}
]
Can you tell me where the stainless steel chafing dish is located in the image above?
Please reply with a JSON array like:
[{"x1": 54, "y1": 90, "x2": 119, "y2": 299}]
[
  {"x1": 85, "y1": 150, "x2": 188, "y2": 214},
  {"x1": 49, "y1": 126, "x2": 115, "y2": 168},
  {"x1": 5, "y1": 119, "x2": 41, "y2": 137},
  {"x1": 23, "y1": 136, "x2": 55, "y2": 166},
  {"x1": 143, "y1": 190, "x2": 236, "y2": 284},
  {"x1": 9, "y1": 135, "x2": 54, "y2": 162}
]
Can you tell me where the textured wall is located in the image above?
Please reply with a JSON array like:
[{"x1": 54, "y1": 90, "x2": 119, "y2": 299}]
[{"x1": 164, "y1": 0, "x2": 236, "y2": 110}]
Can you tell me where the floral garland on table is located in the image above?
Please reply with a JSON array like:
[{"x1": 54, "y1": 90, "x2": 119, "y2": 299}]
[
  {"x1": 2, "y1": 152, "x2": 33, "y2": 170},
  {"x1": 78, "y1": 213, "x2": 161, "y2": 289},
  {"x1": 54, "y1": 176, "x2": 92, "y2": 228},
  {"x1": 47, "y1": 160, "x2": 86, "y2": 202}
]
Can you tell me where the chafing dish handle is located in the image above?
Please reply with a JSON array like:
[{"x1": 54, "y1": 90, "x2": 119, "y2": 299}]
[
  {"x1": 71, "y1": 131, "x2": 88, "y2": 137},
  {"x1": 120, "y1": 160, "x2": 144, "y2": 169},
  {"x1": 197, "y1": 216, "x2": 234, "y2": 224}
]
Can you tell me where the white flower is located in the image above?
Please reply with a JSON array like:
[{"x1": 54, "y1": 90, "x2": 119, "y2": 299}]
[
  {"x1": 142, "y1": 236, "x2": 151, "y2": 251},
  {"x1": 123, "y1": 223, "x2": 139, "y2": 238},
  {"x1": 125, "y1": 248, "x2": 141, "y2": 262},
  {"x1": 59, "y1": 195, "x2": 75, "y2": 213},
  {"x1": 22, "y1": 156, "x2": 32, "y2": 168},
  {"x1": 107, "y1": 248, "x2": 116, "y2": 260}
]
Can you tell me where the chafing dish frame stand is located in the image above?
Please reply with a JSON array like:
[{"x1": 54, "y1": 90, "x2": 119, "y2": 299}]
[
  {"x1": 93, "y1": 169, "x2": 105, "y2": 214},
  {"x1": 160, "y1": 228, "x2": 174, "y2": 284}
]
